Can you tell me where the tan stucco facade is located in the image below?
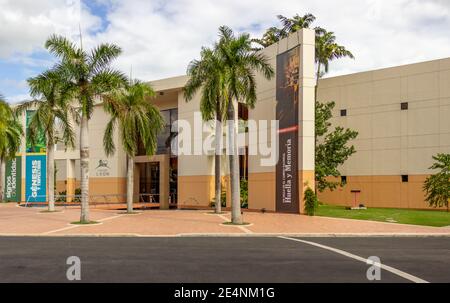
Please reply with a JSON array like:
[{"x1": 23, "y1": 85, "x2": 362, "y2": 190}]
[
  {"x1": 13, "y1": 30, "x2": 448, "y2": 212},
  {"x1": 317, "y1": 57, "x2": 450, "y2": 209}
]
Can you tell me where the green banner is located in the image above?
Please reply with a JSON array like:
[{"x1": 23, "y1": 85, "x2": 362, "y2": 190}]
[
  {"x1": 4, "y1": 156, "x2": 22, "y2": 202},
  {"x1": 26, "y1": 110, "x2": 46, "y2": 153}
]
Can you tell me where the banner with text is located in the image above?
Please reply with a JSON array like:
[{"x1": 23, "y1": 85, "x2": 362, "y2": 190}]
[
  {"x1": 4, "y1": 156, "x2": 22, "y2": 202},
  {"x1": 275, "y1": 46, "x2": 300, "y2": 213},
  {"x1": 25, "y1": 154, "x2": 46, "y2": 202}
]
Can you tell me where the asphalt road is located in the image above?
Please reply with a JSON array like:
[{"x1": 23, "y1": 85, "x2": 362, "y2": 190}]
[{"x1": 0, "y1": 236, "x2": 449, "y2": 283}]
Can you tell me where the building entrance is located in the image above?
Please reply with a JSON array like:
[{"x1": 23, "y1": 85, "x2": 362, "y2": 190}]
[{"x1": 138, "y1": 162, "x2": 160, "y2": 203}]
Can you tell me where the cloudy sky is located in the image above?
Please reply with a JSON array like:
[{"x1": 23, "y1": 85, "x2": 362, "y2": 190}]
[{"x1": 0, "y1": 0, "x2": 449, "y2": 103}]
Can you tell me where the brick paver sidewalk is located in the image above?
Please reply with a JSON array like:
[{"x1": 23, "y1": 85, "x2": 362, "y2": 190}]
[{"x1": 1, "y1": 203, "x2": 449, "y2": 236}]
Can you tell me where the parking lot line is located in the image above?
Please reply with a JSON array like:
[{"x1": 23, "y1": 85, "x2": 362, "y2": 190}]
[{"x1": 278, "y1": 236, "x2": 429, "y2": 283}]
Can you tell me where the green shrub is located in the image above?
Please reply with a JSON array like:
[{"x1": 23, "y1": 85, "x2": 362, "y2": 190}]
[
  {"x1": 209, "y1": 179, "x2": 248, "y2": 209},
  {"x1": 210, "y1": 191, "x2": 227, "y2": 208},
  {"x1": 304, "y1": 187, "x2": 318, "y2": 216},
  {"x1": 423, "y1": 153, "x2": 450, "y2": 211},
  {"x1": 240, "y1": 178, "x2": 248, "y2": 209}
]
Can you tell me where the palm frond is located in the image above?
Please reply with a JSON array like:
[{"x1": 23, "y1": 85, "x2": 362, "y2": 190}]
[
  {"x1": 45, "y1": 34, "x2": 79, "y2": 61},
  {"x1": 89, "y1": 44, "x2": 123, "y2": 75}
]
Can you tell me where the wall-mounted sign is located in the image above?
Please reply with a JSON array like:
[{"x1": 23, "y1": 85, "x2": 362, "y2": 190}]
[
  {"x1": 95, "y1": 159, "x2": 111, "y2": 177},
  {"x1": 276, "y1": 46, "x2": 300, "y2": 213},
  {"x1": 4, "y1": 156, "x2": 22, "y2": 202},
  {"x1": 25, "y1": 154, "x2": 46, "y2": 202}
]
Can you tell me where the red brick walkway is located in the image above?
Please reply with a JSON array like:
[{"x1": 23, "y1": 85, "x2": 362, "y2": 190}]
[{"x1": 1, "y1": 203, "x2": 449, "y2": 236}]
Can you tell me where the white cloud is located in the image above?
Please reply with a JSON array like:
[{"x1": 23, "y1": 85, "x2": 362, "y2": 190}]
[
  {"x1": 86, "y1": 0, "x2": 450, "y2": 81},
  {"x1": 1, "y1": 0, "x2": 450, "y2": 84},
  {"x1": 0, "y1": 0, "x2": 100, "y2": 58},
  {"x1": 6, "y1": 93, "x2": 31, "y2": 104}
]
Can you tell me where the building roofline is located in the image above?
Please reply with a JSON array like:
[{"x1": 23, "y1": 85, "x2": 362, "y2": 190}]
[
  {"x1": 147, "y1": 75, "x2": 189, "y2": 92},
  {"x1": 321, "y1": 56, "x2": 450, "y2": 81}
]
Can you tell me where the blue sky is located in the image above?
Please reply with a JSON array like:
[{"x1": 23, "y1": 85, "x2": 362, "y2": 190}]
[{"x1": 1, "y1": 0, "x2": 449, "y2": 103}]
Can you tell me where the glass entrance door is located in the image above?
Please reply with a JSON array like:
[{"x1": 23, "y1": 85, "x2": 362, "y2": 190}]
[{"x1": 138, "y1": 162, "x2": 160, "y2": 203}]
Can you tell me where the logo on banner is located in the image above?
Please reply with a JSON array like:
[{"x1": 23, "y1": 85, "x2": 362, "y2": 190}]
[
  {"x1": 25, "y1": 155, "x2": 46, "y2": 202},
  {"x1": 30, "y1": 160, "x2": 42, "y2": 198}
]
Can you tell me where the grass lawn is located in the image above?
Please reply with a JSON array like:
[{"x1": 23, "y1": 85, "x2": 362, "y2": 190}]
[{"x1": 316, "y1": 204, "x2": 450, "y2": 227}]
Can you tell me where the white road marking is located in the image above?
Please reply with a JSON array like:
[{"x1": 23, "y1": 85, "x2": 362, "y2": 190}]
[
  {"x1": 41, "y1": 225, "x2": 79, "y2": 235},
  {"x1": 278, "y1": 236, "x2": 429, "y2": 283},
  {"x1": 42, "y1": 214, "x2": 125, "y2": 235},
  {"x1": 98, "y1": 214, "x2": 125, "y2": 222}
]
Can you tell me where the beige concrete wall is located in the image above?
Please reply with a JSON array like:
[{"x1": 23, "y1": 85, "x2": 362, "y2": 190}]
[
  {"x1": 176, "y1": 88, "x2": 215, "y2": 206},
  {"x1": 317, "y1": 175, "x2": 446, "y2": 210},
  {"x1": 178, "y1": 175, "x2": 214, "y2": 208},
  {"x1": 317, "y1": 57, "x2": 450, "y2": 209}
]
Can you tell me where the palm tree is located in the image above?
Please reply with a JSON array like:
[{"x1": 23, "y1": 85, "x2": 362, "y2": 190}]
[
  {"x1": 45, "y1": 35, "x2": 127, "y2": 223},
  {"x1": 0, "y1": 95, "x2": 23, "y2": 201},
  {"x1": 252, "y1": 27, "x2": 286, "y2": 49},
  {"x1": 216, "y1": 26, "x2": 274, "y2": 224},
  {"x1": 253, "y1": 13, "x2": 316, "y2": 49},
  {"x1": 15, "y1": 70, "x2": 77, "y2": 212},
  {"x1": 315, "y1": 29, "x2": 354, "y2": 93},
  {"x1": 103, "y1": 80, "x2": 164, "y2": 214},
  {"x1": 277, "y1": 13, "x2": 316, "y2": 33},
  {"x1": 184, "y1": 47, "x2": 227, "y2": 214}
]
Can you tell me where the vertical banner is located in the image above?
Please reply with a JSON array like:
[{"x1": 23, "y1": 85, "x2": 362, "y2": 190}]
[
  {"x1": 25, "y1": 155, "x2": 46, "y2": 202},
  {"x1": 276, "y1": 46, "x2": 300, "y2": 213},
  {"x1": 26, "y1": 110, "x2": 46, "y2": 153},
  {"x1": 4, "y1": 156, "x2": 22, "y2": 202}
]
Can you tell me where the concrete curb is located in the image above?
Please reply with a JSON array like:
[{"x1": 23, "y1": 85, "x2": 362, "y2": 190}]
[{"x1": 1, "y1": 232, "x2": 450, "y2": 238}]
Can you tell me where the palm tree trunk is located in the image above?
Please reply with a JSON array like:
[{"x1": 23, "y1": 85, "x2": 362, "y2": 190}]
[
  {"x1": 227, "y1": 100, "x2": 242, "y2": 224},
  {"x1": 214, "y1": 113, "x2": 222, "y2": 214},
  {"x1": 315, "y1": 63, "x2": 321, "y2": 101},
  {"x1": 47, "y1": 142, "x2": 55, "y2": 212},
  {"x1": 126, "y1": 155, "x2": 134, "y2": 213},
  {"x1": 0, "y1": 158, "x2": 4, "y2": 202},
  {"x1": 80, "y1": 114, "x2": 90, "y2": 222},
  {"x1": 314, "y1": 63, "x2": 321, "y2": 195}
]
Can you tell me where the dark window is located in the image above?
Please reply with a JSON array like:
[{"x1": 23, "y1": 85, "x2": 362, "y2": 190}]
[
  {"x1": 239, "y1": 147, "x2": 248, "y2": 180},
  {"x1": 137, "y1": 108, "x2": 178, "y2": 156},
  {"x1": 401, "y1": 102, "x2": 408, "y2": 110},
  {"x1": 238, "y1": 102, "x2": 249, "y2": 121},
  {"x1": 340, "y1": 109, "x2": 347, "y2": 117},
  {"x1": 401, "y1": 175, "x2": 409, "y2": 183},
  {"x1": 341, "y1": 176, "x2": 347, "y2": 184}
]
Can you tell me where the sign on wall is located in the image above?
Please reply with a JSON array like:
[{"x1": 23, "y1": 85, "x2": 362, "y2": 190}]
[
  {"x1": 4, "y1": 156, "x2": 22, "y2": 202},
  {"x1": 95, "y1": 159, "x2": 111, "y2": 177},
  {"x1": 25, "y1": 154, "x2": 46, "y2": 202},
  {"x1": 276, "y1": 46, "x2": 300, "y2": 213},
  {"x1": 26, "y1": 110, "x2": 46, "y2": 153}
]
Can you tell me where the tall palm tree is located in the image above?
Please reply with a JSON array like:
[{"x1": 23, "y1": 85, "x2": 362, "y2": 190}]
[
  {"x1": 216, "y1": 26, "x2": 274, "y2": 224},
  {"x1": 45, "y1": 35, "x2": 127, "y2": 223},
  {"x1": 253, "y1": 13, "x2": 316, "y2": 49},
  {"x1": 0, "y1": 95, "x2": 23, "y2": 201},
  {"x1": 315, "y1": 29, "x2": 354, "y2": 90},
  {"x1": 103, "y1": 80, "x2": 164, "y2": 214},
  {"x1": 15, "y1": 70, "x2": 77, "y2": 212},
  {"x1": 184, "y1": 47, "x2": 227, "y2": 214},
  {"x1": 277, "y1": 13, "x2": 316, "y2": 33}
]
